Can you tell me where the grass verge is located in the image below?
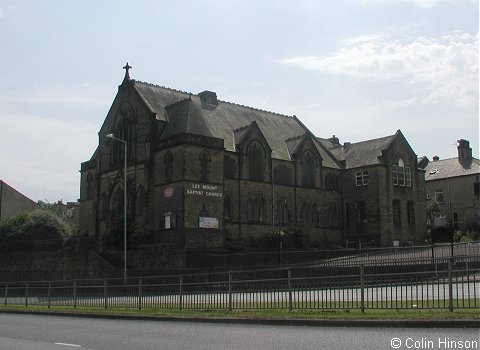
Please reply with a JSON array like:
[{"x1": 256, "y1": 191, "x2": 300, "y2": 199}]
[{"x1": 0, "y1": 304, "x2": 478, "y2": 320}]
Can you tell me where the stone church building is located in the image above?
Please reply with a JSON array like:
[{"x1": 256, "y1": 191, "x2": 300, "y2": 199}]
[{"x1": 79, "y1": 66, "x2": 426, "y2": 253}]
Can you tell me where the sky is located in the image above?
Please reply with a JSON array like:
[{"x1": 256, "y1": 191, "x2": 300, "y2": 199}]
[{"x1": 0, "y1": 0, "x2": 478, "y2": 203}]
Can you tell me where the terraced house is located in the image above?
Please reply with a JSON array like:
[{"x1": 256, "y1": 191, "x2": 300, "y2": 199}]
[{"x1": 79, "y1": 66, "x2": 426, "y2": 257}]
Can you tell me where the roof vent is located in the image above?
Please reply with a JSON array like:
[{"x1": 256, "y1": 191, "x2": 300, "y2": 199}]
[
  {"x1": 198, "y1": 90, "x2": 218, "y2": 109},
  {"x1": 432, "y1": 155, "x2": 440, "y2": 161},
  {"x1": 429, "y1": 169, "x2": 438, "y2": 175},
  {"x1": 343, "y1": 142, "x2": 351, "y2": 149}
]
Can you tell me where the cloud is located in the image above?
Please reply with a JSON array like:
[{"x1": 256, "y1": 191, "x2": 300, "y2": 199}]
[
  {"x1": 279, "y1": 31, "x2": 479, "y2": 109},
  {"x1": 0, "y1": 9, "x2": 4, "y2": 18}
]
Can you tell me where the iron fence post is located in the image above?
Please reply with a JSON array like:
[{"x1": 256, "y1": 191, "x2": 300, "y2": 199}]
[
  {"x1": 179, "y1": 276, "x2": 183, "y2": 310},
  {"x1": 228, "y1": 272, "x2": 232, "y2": 312},
  {"x1": 360, "y1": 265, "x2": 365, "y2": 313},
  {"x1": 138, "y1": 278, "x2": 142, "y2": 310},
  {"x1": 73, "y1": 280, "x2": 77, "y2": 309},
  {"x1": 25, "y1": 282, "x2": 28, "y2": 308},
  {"x1": 287, "y1": 269, "x2": 292, "y2": 311},
  {"x1": 448, "y1": 257, "x2": 453, "y2": 312},
  {"x1": 103, "y1": 280, "x2": 108, "y2": 309},
  {"x1": 47, "y1": 282, "x2": 51, "y2": 309},
  {"x1": 4, "y1": 283, "x2": 8, "y2": 306}
]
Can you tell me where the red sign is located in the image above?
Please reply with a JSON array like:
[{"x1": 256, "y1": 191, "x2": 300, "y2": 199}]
[{"x1": 164, "y1": 186, "x2": 174, "y2": 198}]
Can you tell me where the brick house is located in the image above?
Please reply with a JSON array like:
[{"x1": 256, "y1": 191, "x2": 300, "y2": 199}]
[
  {"x1": 79, "y1": 67, "x2": 426, "y2": 254},
  {"x1": 422, "y1": 139, "x2": 480, "y2": 233}
]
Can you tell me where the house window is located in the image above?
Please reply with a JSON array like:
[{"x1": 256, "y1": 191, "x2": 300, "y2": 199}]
[
  {"x1": 277, "y1": 200, "x2": 289, "y2": 226},
  {"x1": 393, "y1": 200, "x2": 401, "y2": 225},
  {"x1": 302, "y1": 151, "x2": 316, "y2": 188},
  {"x1": 355, "y1": 171, "x2": 369, "y2": 186},
  {"x1": 356, "y1": 201, "x2": 366, "y2": 225},
  {"x1": 164, "y1": 151, "x2": 173, "y2": 181},
  {"x1": 247, "y1": 195, "x2": 266, "y2": 222},
  {"x1": 435, "y1": 190, "x2": 444, "y2": 203},
  {"x1": 200, "y1": 151, "x2": 210, "y2": 182},
  {"x1": 248, "y1": 142, "x2": 265, "y2": 181},
  {"x1": 407, "y1": 201, "x2": 415, "y2": 225}
]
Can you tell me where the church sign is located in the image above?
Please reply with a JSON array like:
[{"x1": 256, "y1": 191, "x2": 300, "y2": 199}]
[
  {"x1": 185, "y1": 183, "x2": 222, "y2": 198},
  {"x1": 199, "y1": 216, "x2": 219, "y2": 229}
]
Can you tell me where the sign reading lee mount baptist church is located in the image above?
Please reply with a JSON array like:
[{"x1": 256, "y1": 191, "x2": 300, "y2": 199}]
[{"x1": 185, "y1": 183, "x2": 223, "y2": 198}]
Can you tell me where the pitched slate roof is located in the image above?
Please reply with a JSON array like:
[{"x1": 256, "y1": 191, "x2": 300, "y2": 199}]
[
  {"x1": 424, "y1": 157, "x2": 480, "y2": 181},
  {"x1": 133, "y1": 80, "x2": 340, "y2": 167},
  {"x1": 317, "y1": 134, "x2": 396, "y2": 169},
  {"x1": 133, "y1": 81, "x2": 191, "y2": 121}
]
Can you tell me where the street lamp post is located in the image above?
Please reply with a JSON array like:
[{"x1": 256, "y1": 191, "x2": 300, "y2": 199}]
[{"x1": 106, "y1": 133, "x2": 127, "y2": 283}]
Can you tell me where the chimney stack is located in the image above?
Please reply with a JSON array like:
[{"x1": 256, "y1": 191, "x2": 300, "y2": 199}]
[{"x1": 457, "y1": 139, "x2": 472, "y2": 166}]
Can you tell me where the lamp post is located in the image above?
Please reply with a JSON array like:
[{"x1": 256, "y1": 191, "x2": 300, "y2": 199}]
[{"x1": 106, "y1": 133, "x2": 127, "y2": 283}]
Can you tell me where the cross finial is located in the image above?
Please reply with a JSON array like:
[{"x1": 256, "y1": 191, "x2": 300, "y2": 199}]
[{"x1": 123, "y1": 62, "x2": 132, "y2": 80}]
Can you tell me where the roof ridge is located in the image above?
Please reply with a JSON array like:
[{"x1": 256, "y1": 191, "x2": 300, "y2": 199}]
[
  {"x1": 134, "y1": 79, "x2": 191, "y2": 96},
  {"x1": 217, "y1": 99, "x2": 293, "y2": 119},
  {"x1": 349, "y1": 134, "x2": 396, "y2": 146}
]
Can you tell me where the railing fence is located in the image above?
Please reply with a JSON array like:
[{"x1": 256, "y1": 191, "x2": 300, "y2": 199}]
[{"x1": 1, "y1": 255, "x2": 478, "y2": 312}]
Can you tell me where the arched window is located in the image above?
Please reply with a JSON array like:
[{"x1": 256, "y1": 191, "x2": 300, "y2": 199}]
[
  {"x1": 302, "y1": 151, "x2": 316, "y2": 188},
  {"x1": 86, "y1": 172, "x2": 94, "y2": 199},
  {"x1": 248, "y1": 142, "x2": 265, "y2": 181},
  {"x1": 247, "y1": 195, "x2": 266, "y2": 222},
  {"x1": 110, "y1": 188, "x2": 124, "y2": 224},
  {"x1": 136, "y1": 185, "x2": 146, "y2": 216},
  {"x1": 200, "y1": 151, "x2": 210, "y2": 182},
  {"x1": 277, "y1": 200, "x2": 288, "y2": 226},
  {"x1": 164, "y1": 151, "x2": 173, "y2": 181}
]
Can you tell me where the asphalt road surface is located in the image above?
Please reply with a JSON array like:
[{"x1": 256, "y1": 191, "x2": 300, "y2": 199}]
[{"x1": 0, "y1": 313, "x2": 478, "y2": 350}]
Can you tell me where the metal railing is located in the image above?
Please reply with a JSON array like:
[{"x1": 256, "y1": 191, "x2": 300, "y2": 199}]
[{"x1": 1, "y1": 255, "x2": 478, "y2": 312}]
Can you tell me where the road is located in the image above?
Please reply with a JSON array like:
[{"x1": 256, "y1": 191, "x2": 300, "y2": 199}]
[{"x1": 0, "y1": 313, "x2": 478, "y2": 350}]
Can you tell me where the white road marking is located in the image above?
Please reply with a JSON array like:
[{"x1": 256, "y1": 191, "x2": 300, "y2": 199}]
[{"x1": 54, "y1": 342, "x2": 82, "y2": 347}]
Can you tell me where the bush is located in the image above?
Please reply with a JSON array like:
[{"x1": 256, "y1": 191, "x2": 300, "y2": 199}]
[
  {"x1": 0, "y1": 209, "x2": 73, "y2": 245},
  {"x1": 19, "y1": 209, "x2": 73, "y2": 240}
]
